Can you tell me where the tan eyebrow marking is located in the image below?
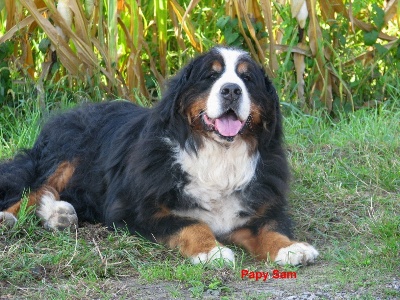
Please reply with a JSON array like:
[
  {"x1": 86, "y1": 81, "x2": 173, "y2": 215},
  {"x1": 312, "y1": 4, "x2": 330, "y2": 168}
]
[
  {"x1": 212, "y1": 61, "x2": 223, "y2": 72},
  {"x1": 237, "y1": 62, "x2": 249, "y2": 74}
]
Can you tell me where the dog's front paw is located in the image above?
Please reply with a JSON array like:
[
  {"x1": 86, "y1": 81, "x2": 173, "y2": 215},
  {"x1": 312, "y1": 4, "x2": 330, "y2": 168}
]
[
  {"x1": 191, "y1": 246, "x2": 235, "y2": 265},
  {"x1": 0, "y1": 212, "x2": 17, "y2": 228},
  {"x1": 36, "y1": 193, "x2": 78, "y2": 231},
  {"x1": 274, "y1": 242, "x2": 319, "y2": 266}
]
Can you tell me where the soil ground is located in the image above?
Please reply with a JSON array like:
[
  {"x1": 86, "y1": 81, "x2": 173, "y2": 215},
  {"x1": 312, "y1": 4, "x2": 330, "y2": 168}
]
[{"x1": 1, "y1": 228, "x2": 399, "y2": 300}]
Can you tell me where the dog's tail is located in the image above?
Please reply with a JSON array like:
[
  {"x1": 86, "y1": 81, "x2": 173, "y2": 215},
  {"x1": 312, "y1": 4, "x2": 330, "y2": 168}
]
[{"x1": 0, "y1": 150, "x2": 40, "y2": 211}]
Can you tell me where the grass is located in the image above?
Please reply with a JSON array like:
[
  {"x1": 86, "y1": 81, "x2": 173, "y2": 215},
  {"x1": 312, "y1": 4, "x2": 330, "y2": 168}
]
[
  {"x1": 284, "y1": 103, "x2": 399, "y2": 296},
  {"x1": 1, "y1": 98, "x2": 399, "y2": 298}
]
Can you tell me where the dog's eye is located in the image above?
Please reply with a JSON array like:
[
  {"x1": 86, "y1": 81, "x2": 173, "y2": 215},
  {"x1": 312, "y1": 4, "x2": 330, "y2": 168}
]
[
  {"x1": 206, "y1": 71, "x2": 220, "y2": 80},
  {"x1": 241, "y1": 73, "x2": 252, "y2": 82}
]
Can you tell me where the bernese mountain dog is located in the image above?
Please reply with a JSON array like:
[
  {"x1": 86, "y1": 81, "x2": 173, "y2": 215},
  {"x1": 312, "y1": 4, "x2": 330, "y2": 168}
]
[{"x1": 0, "y1": 47, "x2": 318, "y2": 266}]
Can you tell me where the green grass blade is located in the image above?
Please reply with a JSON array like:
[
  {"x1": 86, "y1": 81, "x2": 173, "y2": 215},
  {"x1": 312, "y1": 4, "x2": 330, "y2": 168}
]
[{"x1": 154, "y1": 0, "x2": 168, "y2": 75}]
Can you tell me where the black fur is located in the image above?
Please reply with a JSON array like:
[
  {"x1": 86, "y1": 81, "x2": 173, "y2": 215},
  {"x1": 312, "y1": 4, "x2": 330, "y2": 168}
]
[{"x1": 0, "y1": 47, "x2": 292, "y2": 242}]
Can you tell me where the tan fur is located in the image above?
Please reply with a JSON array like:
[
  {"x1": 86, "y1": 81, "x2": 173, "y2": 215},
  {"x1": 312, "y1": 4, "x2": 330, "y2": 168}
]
[
  {"x1": 166, "y1": 223, "x2": 219, "y2": 257},
  {"x1": 237, "y1": 61, "x2": 249, "y2": 74},
  {"x1": 229, "y1": 227, "x2": 294, "y2": 261},
  {"x1": 249, "y1": 103, "x2": 262, "y2": 125},
  {"x1": 46, "y1": 161, "x2": 76, "y2": 192},
  {"x1": 212, "y1": 60, "x2": 223, "y2": 72},
  {"x1": 153, "y1": 205, "x2": 171, "y2": 219},
  {"x1": 2, "y1": 161, "x2": 75, "y2": 218},
  {"x1": 186, "y1": 97, "x2": 207, "y2": 129}
]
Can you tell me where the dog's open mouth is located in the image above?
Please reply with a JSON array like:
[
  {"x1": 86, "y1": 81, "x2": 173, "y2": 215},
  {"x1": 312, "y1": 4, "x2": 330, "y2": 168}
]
[{"x1": 202, "y1": 110, "x2": 246, "y2": 138}]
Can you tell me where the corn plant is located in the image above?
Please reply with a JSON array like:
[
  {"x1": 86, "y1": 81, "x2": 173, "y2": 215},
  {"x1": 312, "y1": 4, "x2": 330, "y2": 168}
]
[{"x1": 0, "y1": 0, "x2": 398, "y2": 114}]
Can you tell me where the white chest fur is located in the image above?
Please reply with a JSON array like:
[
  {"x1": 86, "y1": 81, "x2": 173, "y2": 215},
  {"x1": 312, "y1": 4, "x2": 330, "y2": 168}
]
[{"x1": 172, "y1": 139, "x2": 259, "y2": 235}]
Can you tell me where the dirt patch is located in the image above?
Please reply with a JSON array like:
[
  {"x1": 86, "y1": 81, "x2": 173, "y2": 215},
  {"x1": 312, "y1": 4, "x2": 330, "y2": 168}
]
[
  {"x1": 1, "y1": 224, "x2": 398, "y2": 299},
  {"x1": 95, "y1": 272, "x2": 399, "y2": 299},
  {"x1": 102, "y1": 266, "x2": 399, "y2": 299},
  {"x1": 2, "y1": 264, "x2": 398, "y2": 299}
]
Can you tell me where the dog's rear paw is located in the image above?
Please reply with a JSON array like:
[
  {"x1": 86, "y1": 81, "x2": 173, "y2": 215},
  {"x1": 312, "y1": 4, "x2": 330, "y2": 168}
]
[
  {"x1": 0, "y1": 212, "x2": 17, "y2": 228},
  {"x1": 191, "y1": 246, "x2": 235, "y2": 266},
  {"x1": 36, "y1": 193, "x2": 78, "y2": 231},
  {"x1": 274, "y1": 242, "x2": 319, "y2": 266}
]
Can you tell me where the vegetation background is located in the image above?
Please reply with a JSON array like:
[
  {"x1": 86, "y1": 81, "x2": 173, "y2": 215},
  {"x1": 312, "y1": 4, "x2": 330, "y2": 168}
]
[
  {"x1": 0, "y1": 0, "x2": 399, "y2": 114},
  {"x1": 0, "y1": 0, "x2": 399, "y2": 298}
]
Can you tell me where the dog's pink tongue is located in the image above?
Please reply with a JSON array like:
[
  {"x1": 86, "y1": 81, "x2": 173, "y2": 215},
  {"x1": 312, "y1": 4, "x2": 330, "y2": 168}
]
[{"x1": 215, "y1": 114, "x2": 242, "y2": 137}]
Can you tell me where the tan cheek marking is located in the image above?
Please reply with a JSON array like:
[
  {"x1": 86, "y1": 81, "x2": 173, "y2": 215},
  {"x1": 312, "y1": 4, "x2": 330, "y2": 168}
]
[
  {"x1": 166, "y1": 223, "x2": 219, "y2": 258},
  {"x1": 186, "y1": 97, "x2": 208, "y2": 129},
  {"x1": 249, "y1": 103, "x2": 262, "y2": 125},
  {"x1": 229, "y1": 227, "x2": 293, "y2": 261}
]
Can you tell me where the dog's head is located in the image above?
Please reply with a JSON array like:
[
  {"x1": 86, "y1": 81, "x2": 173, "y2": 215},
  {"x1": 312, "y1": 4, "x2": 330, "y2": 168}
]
[{"x1": 160, "y1": 46, "x2": 281, "y2": 150}]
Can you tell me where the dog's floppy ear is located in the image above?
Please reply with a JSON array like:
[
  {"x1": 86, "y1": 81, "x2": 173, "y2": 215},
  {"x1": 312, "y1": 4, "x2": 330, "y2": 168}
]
[
  {"x1": 154, "y1": 59, "x2": 195, "y2": 148},
  {"x1": 258, "y1": 72, "x2": 283, "y2": 148},
  {"x1": 157, "y1": 59, "x2": 194, "y2": 122}
]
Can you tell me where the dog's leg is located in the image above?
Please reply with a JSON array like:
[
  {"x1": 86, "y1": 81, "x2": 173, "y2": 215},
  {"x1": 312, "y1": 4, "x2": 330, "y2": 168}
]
[
  {"x1": 0, "y1": 191, "x2": 40, "y2": 228},
  {"x1": 0, "y1": 211, "x2": 18, "y2": 227},
  {"x1": 110, "y1": 204, "x2": 235, "y2": 265},
  {"x1": 35, "y1": 185, "x2": 78, "y2": 230},
  {"x1": 165, "y1": 223, "x2": 235, "y2": 265},
  {"x1": 229, "y1": 226, "x2": 319, "y2": 266},
  {"x1": 0, "y1": 161, "x2": 78, "y2": 230},
  {"x1": 35, "y1": 161, "x2": 78, "y2": 230}
]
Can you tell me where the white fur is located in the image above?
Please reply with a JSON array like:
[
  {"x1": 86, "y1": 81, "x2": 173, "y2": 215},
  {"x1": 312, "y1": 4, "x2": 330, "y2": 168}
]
[
  {"x1": 0, "y1": 211, "x2": 17, "y2": 228},
  {"x1": 36, "y1": 192, "x2": 78, "y2": 230},
  {"x1": 206, "y1": 48, "x2": 251, "y2": 121},
  {"x1": 172, "y1": 139, "x2": 259, "y2": 235},
  {"x1": 191, "y1": 246, "x2": 235, "y2": 265},
  {"x1": 274, "y1": 242, "x2": 319, "y2": 266}
]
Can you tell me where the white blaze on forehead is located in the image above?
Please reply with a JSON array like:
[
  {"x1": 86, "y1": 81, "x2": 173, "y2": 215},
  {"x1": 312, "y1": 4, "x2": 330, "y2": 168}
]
[{"x1": 206, "y1": 48, "x2": 251, "y2": 120}]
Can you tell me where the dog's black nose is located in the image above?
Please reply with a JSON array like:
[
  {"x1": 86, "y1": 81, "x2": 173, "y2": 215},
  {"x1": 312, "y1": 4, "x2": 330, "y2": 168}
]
[{"x1": 220, "y1": 83, "x2": 242, "y2": 102}]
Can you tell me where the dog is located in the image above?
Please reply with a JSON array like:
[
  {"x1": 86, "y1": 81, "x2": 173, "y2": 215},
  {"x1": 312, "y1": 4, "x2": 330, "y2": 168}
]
[{"x1": 0, "y1": 47, "x2": 318, "y2": 266}]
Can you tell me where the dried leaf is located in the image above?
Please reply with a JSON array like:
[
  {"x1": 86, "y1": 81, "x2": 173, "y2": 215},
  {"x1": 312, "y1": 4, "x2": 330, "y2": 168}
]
[
  {"x1": 56, "y1": 0, "x2": 73, "y2": 42},
  {"x1": 293, "y1": 43, "x2": 307, "y2": 106},
  {"x1": 182, "y1": 0, "x2": 200, "y2": 27},
  {"x1": 319, "y1": 0, "x2": 346, "y2": 21},
  {"x1": 291, "y1": 0, "x2": 308, "y2": 28},
  {"x1": 259, "y1": 0, "x2": 278, "y2": 73},
  {"x1": 0, "y1": 14, "x2": 37, "y2": 43},
  {"x1": 168, "y1": 0, "x2": 201, "y2": 52},
  {"x1": 384, "y1": 0, "x2": 398, "y2": 24},
  {"x1": 23, "y1": 35, "x2": 35, "y2": 78},
  {"x1": 307, "y1": 0, "x2": 321, "y2": 56},
  {"x1": 230, "y1": 0, "x2": 261, "y2": 67}
]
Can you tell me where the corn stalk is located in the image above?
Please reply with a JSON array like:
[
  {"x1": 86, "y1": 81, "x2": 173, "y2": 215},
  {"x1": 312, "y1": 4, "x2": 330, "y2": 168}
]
[{"x1": 0, "y1": 0, "x2": 398, "y2": 112}]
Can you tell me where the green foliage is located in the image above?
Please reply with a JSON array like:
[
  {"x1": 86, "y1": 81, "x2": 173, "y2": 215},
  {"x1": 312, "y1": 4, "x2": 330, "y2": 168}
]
[
  {"x1": 217, "y1": 16, "x2": 243, "y2": 47},
  {"x1": 363, "y1": 30, "x2": 379, "y2": 46},
  {"x1": 0, "y1": 41, "x2": 13, "y2": 104},
  {"x1": 0, "y1": 0, "x2": 397, "y2": 114},
  {"x1": 363, "y1": 4, "x2": 385, "y2": 46},
  {"x1": 217, "y1": 15, "x2": 267, "y2": 49},
  {"x1": 371, "y1": 3, "x2": 385, "y2": 30}
]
